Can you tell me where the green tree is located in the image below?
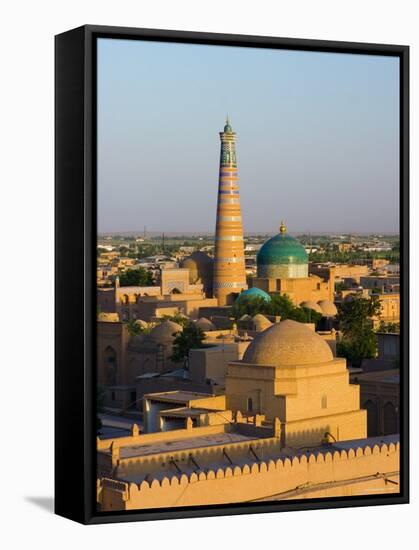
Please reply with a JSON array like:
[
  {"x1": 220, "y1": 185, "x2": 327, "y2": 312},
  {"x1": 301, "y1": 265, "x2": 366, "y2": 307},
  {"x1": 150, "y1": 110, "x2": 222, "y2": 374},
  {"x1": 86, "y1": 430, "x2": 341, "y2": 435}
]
[
  {"x1": 337, "y1": 295, "x2": 382, "y2": 367},
  {"x1": 170, "y1": 323, "x2": 205, "y2": 365},
  {"x1": 126, "y1": 318, "x2": 143, "y2": 336},
  {"x1": 230, "y1": 296, "x2": 267, "y2": 319},
  {"x1": 376, "y1": 320, "x2": 400, "y2": 334},
  {"x1": 230, "y1": 293, "x2": 322, "y2": 325},
  {"x1": 161, "y1": 313, "x2": 190, "y2": 328},
  {"x1": 119, "y1": 267, "x2": 154, "y2": 287}
]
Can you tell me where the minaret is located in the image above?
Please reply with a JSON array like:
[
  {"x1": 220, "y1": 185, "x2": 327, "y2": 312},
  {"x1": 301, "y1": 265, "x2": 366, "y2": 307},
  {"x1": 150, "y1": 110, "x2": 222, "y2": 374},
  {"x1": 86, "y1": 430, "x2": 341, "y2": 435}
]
[{"x1": 213, "y1": 117, "x2": 247, "y2": 306}]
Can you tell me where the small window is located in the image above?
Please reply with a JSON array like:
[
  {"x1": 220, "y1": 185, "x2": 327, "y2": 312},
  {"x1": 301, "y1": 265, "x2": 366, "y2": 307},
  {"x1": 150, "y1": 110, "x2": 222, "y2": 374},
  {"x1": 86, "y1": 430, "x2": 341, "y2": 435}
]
[
  {"x1": 247, "y1": 397, "x2": 253, "y2": 412},
  {"x1": 111, "y1": 391, "x2": 116, "y2": 401},
  {"x1": 321, "y1": 395, "x2": 327, "y2": 409}
]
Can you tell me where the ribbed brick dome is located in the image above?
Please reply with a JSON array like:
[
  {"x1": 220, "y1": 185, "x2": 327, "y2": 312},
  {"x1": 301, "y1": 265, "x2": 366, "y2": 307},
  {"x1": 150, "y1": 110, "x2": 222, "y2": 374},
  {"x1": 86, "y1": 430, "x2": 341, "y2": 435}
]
[{"x1": 243, "y1": 319, "x2": 333, "y2": 367}]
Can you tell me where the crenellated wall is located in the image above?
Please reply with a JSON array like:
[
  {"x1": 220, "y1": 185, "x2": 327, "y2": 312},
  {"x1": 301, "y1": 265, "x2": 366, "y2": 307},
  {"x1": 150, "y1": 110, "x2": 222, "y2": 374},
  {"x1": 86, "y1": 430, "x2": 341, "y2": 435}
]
[{"x1": 97, "y1": 440, "x2": 400, "y2": 511}]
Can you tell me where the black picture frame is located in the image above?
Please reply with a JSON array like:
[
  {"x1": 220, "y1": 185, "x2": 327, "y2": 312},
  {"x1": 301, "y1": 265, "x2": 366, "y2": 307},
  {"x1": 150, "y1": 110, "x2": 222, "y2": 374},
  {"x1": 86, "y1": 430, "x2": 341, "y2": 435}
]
[{"x1": 55, "y1": 24, "x2": 409, "y2": 525}]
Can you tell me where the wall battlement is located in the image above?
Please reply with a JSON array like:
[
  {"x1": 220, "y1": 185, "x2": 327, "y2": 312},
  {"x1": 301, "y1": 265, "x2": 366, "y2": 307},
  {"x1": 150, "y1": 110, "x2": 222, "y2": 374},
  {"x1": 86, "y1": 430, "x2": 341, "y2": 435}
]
[{"x1": 97, "y1": 438, "x2": 400, "y2": 511}]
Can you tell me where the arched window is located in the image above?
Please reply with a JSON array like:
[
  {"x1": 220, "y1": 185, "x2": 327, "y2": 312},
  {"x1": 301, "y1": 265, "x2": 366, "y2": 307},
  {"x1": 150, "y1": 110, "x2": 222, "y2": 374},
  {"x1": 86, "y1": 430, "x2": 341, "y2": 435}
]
[
  {"x1": 321, "y1": 395, "x2": 327, "y2": 409},
  {"x1": 123, "y1": 294, "x2": 129, "y2": 304},
  {"x1": 247, "y1": 397, "x2": 253, "y2": 412},
  {"x1": 364, "y1": 399, "x2": 379, "y2": 437},
  {"x1": 383, "y1": 402, "x2": 398, "y2": 435},
  {"x1": 104, "y1": 346, "x2": 117, "y2": 386}
]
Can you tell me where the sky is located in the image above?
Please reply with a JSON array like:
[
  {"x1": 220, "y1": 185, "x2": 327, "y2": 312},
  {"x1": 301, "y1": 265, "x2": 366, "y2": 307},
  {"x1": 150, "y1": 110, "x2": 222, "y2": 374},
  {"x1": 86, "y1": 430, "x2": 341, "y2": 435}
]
[{"x1": 97, "y1": 38, "x2": 400, "y2": 235}]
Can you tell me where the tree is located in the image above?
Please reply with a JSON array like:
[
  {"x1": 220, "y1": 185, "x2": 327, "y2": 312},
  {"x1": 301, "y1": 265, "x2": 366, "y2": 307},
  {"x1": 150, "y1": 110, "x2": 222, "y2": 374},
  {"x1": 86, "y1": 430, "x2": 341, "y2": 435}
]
[
  {"x1": 119, "y1": 267, "x2": 154, "y2": 287},
  {"x1": 161, "y1": 313, "x2": 190, "y2": 328},
  {"x1": 337, "y1": 295, "x2": 382, "y2": 367},
  {"x1": 230, "y1": 296, "x2": 267, "y2": 319},
  {"x1": 376, "y1": 320, "x2": 400, "y2": 334},
  {"x1": 170, "y1": 323, "x2": 205, "y2": 365},
  {"x1": 126, "y1": 318, "x2": 143, "y2": 336}
]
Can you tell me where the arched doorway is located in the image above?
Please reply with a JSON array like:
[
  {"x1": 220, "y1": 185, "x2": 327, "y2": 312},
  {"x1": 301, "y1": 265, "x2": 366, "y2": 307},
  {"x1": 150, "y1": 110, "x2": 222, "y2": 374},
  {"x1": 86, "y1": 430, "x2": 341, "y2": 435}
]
[
  {"x1": 104, "y1": 346, "x2": 117, "y2": 386},
  {"x1": 383, "y1": 401, "x2": 398, "y2": 435},
  {"x1": 364, "y1": 399, "x2": 379, "y2": 437}
]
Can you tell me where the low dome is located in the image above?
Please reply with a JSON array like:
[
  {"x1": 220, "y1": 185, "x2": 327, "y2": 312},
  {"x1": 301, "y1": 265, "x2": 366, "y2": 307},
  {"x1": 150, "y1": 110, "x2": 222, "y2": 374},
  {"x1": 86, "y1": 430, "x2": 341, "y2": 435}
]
[
  {"x1": 181, "y1": 251, "x2": 213, "y2": 269},
  {"x1": 252, "y1": 314, "x2": 272, "y2": 332},
  {"x1": 317, "y1": 300, "x2": 338, "y2": 317},
  {"x1": 181, "y1": 252, "x2": 214, "y2": 287},
  {"x1": 195, "y1": 317, "x2": 216, "y2": 331},
  {"x1": 150, "y1": 320, "x2": 183, "y2": 342},
  {"x1": 300, "y1": 301, "x2": 323, "y2": 314},
  {"x1": 239, "y1": 314, "x2": 252, "y2": 321},
  {"x1": 237, "y1": 287, "x2": 271, "y2": 303},
  {"x1": 243, "y1": 319, "x2": 333, "y2": 367}
]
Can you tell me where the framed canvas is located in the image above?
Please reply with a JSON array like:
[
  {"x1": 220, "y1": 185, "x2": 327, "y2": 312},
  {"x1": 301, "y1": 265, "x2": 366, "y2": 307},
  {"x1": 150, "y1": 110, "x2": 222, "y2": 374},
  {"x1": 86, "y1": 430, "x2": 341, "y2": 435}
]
[{"x1": 55, "y1": 25, "x2": 409, "y2": 524}]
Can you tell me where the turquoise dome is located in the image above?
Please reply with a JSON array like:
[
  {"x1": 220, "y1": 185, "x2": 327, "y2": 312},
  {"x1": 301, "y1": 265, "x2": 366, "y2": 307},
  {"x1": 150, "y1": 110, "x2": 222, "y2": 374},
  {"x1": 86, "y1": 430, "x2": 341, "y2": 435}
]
[
  {"x1": 257, "y1": 224, "x2": 307, "y2": 266},
  {"x1": 237, "y1": 287, "x2": 271, "y2": 303},
  {"x1": 257, "y1": 222, "x2": 308, "y2": 279}
]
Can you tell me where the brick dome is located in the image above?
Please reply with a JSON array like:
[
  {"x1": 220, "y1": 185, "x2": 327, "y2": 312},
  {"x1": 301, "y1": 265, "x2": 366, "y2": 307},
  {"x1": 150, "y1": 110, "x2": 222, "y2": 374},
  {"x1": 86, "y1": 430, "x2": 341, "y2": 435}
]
[
  {"x1": 300, "y1": 300, "x2": 323, "y2": 314},
  {"x1": 317, "y1": 300, "x2": 338, "y2": 317},
  {"x1": 150, "y1": 320, "x2": 183, "y2": 342},
  {"x1": 243, "y1": 319, "x2": 333, "y2": 367}
]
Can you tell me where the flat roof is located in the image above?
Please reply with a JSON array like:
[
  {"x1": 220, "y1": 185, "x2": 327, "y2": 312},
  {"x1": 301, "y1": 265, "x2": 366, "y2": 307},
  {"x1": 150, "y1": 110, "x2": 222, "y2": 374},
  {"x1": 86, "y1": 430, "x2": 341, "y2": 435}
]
[
  {"x1": 144, "y1": 390, "x2": 215, "y2": 403},
  {"x1": 159, "y1": 407, "x2": 220, "y2": 418}
]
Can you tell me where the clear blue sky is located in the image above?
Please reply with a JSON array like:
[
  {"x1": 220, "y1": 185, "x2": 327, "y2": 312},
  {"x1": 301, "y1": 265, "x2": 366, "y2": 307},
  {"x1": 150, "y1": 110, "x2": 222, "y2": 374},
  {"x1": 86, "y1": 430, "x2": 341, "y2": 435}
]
[{"x1": 97, "y1": 38, "x2": 399, "y2": 235}]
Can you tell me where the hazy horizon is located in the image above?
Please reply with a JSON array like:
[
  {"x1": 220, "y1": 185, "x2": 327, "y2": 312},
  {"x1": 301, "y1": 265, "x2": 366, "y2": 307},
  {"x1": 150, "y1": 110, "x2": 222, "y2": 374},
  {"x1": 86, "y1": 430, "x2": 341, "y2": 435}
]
[
  {"x1": 97, "y1": 39, "x2": 400, "y2": 235},
  {"x1": 97, "y1": 229, "x2": 399, "y2": 238}
]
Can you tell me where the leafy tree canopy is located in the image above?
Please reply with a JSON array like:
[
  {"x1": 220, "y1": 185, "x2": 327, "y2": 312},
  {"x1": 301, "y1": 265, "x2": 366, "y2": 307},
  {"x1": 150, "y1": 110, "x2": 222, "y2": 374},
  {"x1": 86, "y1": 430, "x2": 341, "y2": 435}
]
[
  {"x1": 230, "y1": 294, "x2": 322, "y2": 325},
  {"x1": 376, "y1": 321, "x2": 400, "y2": 334},
  {"x1": 337, "y1": 295, "x2": 382, "y2": 367},
  {"x1": 119, "y1": 267, "x2": 154, "y2": 287},
  {"x1": 170, "y1": 323, "x2": 205, "y2": 365},
  {"x1": 125, "y1": 318, "x2": 145, "y2": 336},
  {"x1": 161, "y1": 313, "x2": 190, "y2": 328}
]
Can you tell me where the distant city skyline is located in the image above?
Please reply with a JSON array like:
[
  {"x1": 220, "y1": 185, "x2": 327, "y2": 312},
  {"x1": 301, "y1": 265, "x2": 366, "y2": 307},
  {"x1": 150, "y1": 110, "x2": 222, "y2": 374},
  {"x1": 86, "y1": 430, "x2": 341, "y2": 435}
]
[{"x1": 97, "y1": 39, "x2": 400, "y2": 234}]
